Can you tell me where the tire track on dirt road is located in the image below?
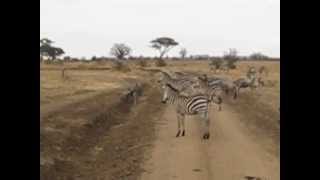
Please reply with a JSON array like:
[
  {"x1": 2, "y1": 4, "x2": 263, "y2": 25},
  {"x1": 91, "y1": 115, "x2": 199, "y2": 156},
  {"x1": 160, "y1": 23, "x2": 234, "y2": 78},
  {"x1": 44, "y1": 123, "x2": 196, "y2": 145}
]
[
  {"x1": 40, "y1": 80, "x2": 170, "y2": 180},
  {"x1": 140, "y1": 102, "x2": 280, "y2": 180}
]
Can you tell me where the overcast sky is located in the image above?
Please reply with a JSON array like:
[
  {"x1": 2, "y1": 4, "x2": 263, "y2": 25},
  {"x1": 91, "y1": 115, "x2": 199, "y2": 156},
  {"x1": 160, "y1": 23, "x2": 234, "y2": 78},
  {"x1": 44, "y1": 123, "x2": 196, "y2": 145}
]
[{"x1": 40, "y1": 0, "x2": 280, "y2": 58}]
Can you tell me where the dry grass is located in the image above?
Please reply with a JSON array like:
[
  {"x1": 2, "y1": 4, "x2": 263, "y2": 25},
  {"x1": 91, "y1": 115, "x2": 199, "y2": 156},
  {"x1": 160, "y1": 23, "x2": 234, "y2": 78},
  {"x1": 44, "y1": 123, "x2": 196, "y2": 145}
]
[
  {"x1": 40, "y1": 62, "x2": 150, "y2": 106},
  {"x1": 41, "y1": 60, "x2": 279, "y2": 123}
]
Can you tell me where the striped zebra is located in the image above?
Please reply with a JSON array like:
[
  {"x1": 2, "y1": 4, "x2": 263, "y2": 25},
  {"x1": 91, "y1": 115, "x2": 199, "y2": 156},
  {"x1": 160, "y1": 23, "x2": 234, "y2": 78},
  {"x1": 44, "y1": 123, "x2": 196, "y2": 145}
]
[
  {"x1": 233, "y1": 74, "x2": 258, "y2": 99},
  {"x1": 199, "y1": 74, "x2": 237, "y2": 98},
  {"x1": 196, "y1": 74, "x2": 224, "y2": 111},
  {"x1": 158, "y1": 71, "x2": 198, "y2": 95},
  {"x1": 173, "y1": 72, "x2": 226, "y2": 109},
  {"x1": 161, "y1": 83, "x2": 211, "y2": 139}
]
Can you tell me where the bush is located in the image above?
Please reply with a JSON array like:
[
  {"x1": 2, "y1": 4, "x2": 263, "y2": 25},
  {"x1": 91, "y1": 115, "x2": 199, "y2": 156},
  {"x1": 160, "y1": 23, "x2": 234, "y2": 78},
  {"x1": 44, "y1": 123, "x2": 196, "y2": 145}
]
[
  {"x1": 112, "y1": 60, "x2": 131, "y2": 72},
  {"x1": 225, "y1": 59, "x2": 237, "y2": 69},
  {"x1": 210, "y1": 59, "x2": 223, "y2": 69},
  {"x1": 137, "y1": 59, "x2": 148, "y2": 67},
  {"x1": 155, "y1": 59, "x2": 167, "y2": 67},
  {"x1": 44, "y1": 60, "x2": 64, "y2": 65},
  {"x1": 63, "y1": 56, "x2": 71, "y2": 61}
]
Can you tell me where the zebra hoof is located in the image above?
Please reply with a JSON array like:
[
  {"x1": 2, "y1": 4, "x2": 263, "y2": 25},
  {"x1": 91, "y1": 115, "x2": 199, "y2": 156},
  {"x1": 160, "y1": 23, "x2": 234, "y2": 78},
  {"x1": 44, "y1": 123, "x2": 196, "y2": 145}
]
[
  {"x1": 202, "y1": 133, "x2": 210, "y2": 139},
  {"x1": 182, "y1": 130, "x2": 185, "y2": 136},
  {"x1": 176, "y1": 130, "x2": 181, "y2": 137},
  {"x1": 202, "y1": 134, "x2": 207, "y2": 139}
]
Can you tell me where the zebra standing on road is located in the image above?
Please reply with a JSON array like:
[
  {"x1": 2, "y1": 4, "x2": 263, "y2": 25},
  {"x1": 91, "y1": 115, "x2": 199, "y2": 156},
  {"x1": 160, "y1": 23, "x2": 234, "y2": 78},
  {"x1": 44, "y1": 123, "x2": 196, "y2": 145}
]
[
  {"x1": 160, "y1": 82, "x2": 212, "y2": 139},
  {"x1": 199, "y1": 74, "x2": 237, "y2": 98},
  {"x1": 196, "y1": 74, "x2": 224, "y2": 111}
]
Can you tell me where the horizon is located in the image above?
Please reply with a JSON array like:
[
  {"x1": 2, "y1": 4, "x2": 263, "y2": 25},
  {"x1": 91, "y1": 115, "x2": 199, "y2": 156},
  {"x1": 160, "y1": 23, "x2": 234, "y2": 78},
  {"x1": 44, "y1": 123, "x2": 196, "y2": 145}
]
[{"x1": 40, "y1": 0, "x2": 280, "y2": 59}]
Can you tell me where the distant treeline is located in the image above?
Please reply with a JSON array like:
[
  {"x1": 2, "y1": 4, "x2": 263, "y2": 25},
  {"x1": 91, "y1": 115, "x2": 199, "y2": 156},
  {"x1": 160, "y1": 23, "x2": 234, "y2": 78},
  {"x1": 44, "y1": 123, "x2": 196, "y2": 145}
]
[
  {"x1": 48, "y1": 55, "x2": 279, "y2": 62},
  {"x1": 40, "y1": 37, "x2": 279, "y2": 63}
]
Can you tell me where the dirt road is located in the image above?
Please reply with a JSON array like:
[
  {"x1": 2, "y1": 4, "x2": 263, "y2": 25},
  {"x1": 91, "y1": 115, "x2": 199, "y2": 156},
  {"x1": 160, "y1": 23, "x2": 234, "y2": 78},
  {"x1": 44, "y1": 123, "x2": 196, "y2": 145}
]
[{"x1": 140, "y1": 103, "x2": 280, "y2": 180}]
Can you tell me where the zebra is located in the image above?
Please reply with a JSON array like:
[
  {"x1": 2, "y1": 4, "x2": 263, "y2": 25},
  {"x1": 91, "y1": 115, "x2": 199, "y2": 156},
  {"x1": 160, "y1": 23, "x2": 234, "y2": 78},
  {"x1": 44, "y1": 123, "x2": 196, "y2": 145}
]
[
  {"x1": 199, "y1": 74, "x2": 237, "y2": 98},
  {"x1": 196, "y1": 74, "x2": 224, "y2": 111},
  {"x1": 173, "y1": 72, "x2": 226, "y2": 107},
  {"x1": 233, "y1": 73, "x2": 258, "y2": 99},
  {"x1": 257, "y1": 76, "x2": 265, "y2": 87},
  {"x1": 122, "y1": 83, "x2": 143, "y2": 105},
  {"x1": 247, "y1": 66, "x2": 257, "y2": 78},
  {"x1": 158, "y1": 71, "x2": 198, "y2": 95},
  {"x1": 160, "y1": 82, "x2": 212, "y2": 139},
  {"x1": 258, "y1": 65, "x2": 269, "y2": 77}
]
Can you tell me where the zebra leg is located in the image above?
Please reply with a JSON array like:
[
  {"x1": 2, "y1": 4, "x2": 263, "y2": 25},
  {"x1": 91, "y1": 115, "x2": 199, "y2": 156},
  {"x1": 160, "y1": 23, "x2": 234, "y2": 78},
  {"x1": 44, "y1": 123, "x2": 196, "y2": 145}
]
[
  {"x1": 234, "y1": 87, "x2": 239, "y2": 99},
  {"x1": 205, "y1": 112, "x2": 210, "y2": 139},
  {"x1": 181, "y1": 115, "x2": 185, "y2": 136},
  {"x1": 201, "y1": 111, "x2": 210, "y2": 139},
  {"x1": 250, "y1": 85, "x2": 257, "y2": 91},
  {"x1": 176, "y1": 114, "x2": 181, "y2": 137},
  {"x1": 133, "y1": 92, "x2": 137, "y2": 105}
]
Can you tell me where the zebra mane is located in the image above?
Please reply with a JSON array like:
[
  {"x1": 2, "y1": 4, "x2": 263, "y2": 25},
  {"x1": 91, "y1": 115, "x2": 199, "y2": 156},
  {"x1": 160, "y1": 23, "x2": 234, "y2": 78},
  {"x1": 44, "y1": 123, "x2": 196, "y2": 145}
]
[
  {"x1": 161, "y1": 71, "x2": 172, "y2": 79},
  {"x1": 166, "y1": 83, "x2": 179, "y2": 92},
  {"x1": 198, "y1": 74, "x2": 208, "y2": 82},
  {"x1": 175, "y1": 71, "x2": 184, "y2": 75}
]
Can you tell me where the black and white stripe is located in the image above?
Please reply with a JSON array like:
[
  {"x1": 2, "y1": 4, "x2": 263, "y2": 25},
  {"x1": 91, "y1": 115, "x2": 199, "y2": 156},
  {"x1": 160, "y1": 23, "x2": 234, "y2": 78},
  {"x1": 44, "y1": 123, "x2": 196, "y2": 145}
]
[
  {"x1": 161, "y1": 83, "x2": 211, "y2": 139},
  {"x1": 196, "y1": 75, "x2": 224, "y2": 110}
]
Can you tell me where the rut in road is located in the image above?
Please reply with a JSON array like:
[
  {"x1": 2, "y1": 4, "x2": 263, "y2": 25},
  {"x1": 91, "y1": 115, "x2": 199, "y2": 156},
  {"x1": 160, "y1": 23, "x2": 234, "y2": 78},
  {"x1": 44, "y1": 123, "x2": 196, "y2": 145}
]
[{"x1": 140, "y1": 103, "x2": 280, "y2": 180}]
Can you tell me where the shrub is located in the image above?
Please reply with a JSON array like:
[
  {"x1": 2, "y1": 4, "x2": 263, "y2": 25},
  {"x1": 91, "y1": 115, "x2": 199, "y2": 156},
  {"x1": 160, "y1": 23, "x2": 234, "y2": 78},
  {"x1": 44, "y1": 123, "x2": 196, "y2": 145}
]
[
  {"x1": 112, "y1": 60, "x2": 131, "y2": 72},
  {"x1": 155, "y1": 59, "x2": 167, "y2": 67},
  {"x1": 44, "y1": 60, "x2": 64, "y2": 65},
  {"x1": 137, "y1": 59, "x2": 148, "y2": 67},
  {"x1": 225, "y1": 59, "x2": 237, "y2": 69},
  {"x1": 210, "y1": 59, "x2": 223, "y2": 69}
]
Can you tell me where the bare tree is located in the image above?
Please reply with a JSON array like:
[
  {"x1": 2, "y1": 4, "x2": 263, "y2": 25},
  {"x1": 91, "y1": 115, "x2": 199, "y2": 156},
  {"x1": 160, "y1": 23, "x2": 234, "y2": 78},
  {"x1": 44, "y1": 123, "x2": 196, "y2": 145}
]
[
  {"x1": 223, "y1": 48, "x2": 238, "y2": 60},
  {"x1": 150, "y1": 37, "x2": 179, "y2": 59},
  {"x1": 110, "y1": 43, "x2": 132, "y2": 60},
  {"x1": 223, "y1": 48, "x2": 239, "y2": 69},
  {"x1": 179, "y1": 48, "x2": 187, "y2": 59}
]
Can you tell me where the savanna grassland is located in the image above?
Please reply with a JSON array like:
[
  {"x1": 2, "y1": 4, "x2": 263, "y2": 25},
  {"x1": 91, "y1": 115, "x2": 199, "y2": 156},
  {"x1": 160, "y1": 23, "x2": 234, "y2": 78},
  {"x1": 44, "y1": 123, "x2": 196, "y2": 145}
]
[{"x1": 40, "y1": 60, "x2": 280, "y2": 180}]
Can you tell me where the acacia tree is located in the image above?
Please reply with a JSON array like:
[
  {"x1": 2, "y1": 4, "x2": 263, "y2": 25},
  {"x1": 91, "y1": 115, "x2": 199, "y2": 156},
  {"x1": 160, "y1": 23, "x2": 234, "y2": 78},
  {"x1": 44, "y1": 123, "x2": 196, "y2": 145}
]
[
  {"x1": 110, "y1": 43, "x2": 131, "y2": 60},
  {"x1": 150, "y1": 37, "x2": 179, "y2": 59},
  {"x1": 40, "y1": 38, "x2": 65, "y2": 61},
  {"x1": 223, "y1": 48, "x2": 238, "y2": 60},
  {"x1": 179, "y1": 48, "x2": 187, "y2": 59},
  {"x1": 40, "y1": 38, "x2": 53, "y2": 46}
]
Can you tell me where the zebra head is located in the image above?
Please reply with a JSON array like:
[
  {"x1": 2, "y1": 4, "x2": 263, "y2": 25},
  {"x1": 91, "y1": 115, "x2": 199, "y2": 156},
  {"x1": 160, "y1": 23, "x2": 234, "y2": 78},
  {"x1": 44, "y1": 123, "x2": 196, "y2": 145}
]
[
  {"x1": 161, "y1": 83, "x2": 179, "y2": 104},
  {"x1": 158, "y1": 71, "x2": 172, "y2": 85}
]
